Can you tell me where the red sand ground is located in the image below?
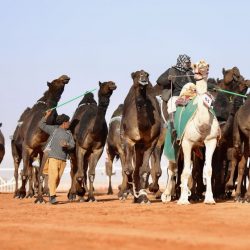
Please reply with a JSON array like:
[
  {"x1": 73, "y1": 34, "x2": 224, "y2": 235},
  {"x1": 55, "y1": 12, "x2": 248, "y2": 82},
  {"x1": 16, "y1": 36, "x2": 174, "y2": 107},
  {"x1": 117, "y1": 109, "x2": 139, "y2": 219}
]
[{"x1": 0, "y1": 190, "x2": 250, "y2": 250}]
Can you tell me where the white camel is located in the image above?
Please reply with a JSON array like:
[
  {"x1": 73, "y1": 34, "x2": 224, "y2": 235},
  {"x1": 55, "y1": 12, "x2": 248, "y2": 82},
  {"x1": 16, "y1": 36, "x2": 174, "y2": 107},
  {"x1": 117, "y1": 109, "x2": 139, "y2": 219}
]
[{"x1": 162, "y1": 60, "x2": 220, "y2": 205}]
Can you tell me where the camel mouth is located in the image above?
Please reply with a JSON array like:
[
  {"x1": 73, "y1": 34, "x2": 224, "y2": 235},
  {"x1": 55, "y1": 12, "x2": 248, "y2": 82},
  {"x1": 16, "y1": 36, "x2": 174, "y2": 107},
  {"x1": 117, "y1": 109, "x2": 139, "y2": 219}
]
[
  {"x1": 138, "y1": 80, "x2": 148, "y2": 86},
  {"x1": 62, "y1": 78, "x2": 70, "y2": 84},
  {"x1": 110, "y1": 85, "x2": 117, "y2": 90}
]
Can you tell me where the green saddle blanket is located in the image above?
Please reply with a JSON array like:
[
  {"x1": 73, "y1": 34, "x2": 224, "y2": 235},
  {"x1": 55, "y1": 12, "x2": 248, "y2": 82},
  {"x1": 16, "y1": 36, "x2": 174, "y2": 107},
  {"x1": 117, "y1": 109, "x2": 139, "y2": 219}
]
[{"x1": 163, "y1": 97, "x2": 215, "y2": 162}]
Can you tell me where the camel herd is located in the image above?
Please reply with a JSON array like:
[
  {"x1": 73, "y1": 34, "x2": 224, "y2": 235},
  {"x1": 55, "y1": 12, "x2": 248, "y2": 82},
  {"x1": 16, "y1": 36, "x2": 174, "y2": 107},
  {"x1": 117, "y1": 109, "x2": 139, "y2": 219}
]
[{"x1": 1, "y1": 62, "x2": 250, "y2": 204}]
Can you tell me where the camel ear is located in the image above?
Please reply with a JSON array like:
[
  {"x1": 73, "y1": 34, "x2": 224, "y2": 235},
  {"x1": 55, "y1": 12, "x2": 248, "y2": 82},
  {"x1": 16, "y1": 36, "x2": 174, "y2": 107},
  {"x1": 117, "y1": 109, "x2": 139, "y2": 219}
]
[
  {"x1": 222, "y1": 68, "x2": 226, "y2": 75},
  {"x1": 131, "y1": 72, "x2": 136, "y2": 79},
  {"x1": 47, "y1": 81, "x2": 51, "y2": 87},
  {"x1": 99, "y1": 81, "x2": 102, "y2": 86},
  {"x1": 0, "y1": 123, "x2": 2, "y2": 127}
]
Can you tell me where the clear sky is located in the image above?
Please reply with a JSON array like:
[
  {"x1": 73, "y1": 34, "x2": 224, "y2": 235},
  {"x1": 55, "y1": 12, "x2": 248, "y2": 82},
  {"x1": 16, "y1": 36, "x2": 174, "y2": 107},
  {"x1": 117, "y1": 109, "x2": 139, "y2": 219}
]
[{"x1": 1, "y1": 0, "x2": 250, "y2": 170}]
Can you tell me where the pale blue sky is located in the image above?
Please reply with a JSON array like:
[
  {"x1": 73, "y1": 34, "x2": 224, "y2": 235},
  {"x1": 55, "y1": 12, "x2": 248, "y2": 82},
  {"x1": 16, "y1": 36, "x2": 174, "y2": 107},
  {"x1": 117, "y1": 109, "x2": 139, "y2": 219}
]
[{"x1": 1, "y1": 0, "x2": 250, "y2": 169}]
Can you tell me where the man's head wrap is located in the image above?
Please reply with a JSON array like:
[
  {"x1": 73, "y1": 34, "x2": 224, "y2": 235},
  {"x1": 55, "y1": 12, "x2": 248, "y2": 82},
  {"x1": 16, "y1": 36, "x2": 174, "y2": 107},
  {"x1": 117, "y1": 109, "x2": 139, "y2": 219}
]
[
  {"x1": 56, "y1": 114, "x2": 70, "y2": 125},
  {"x1": 174, "y1": 54, "x2": 191, "y2": 72}
]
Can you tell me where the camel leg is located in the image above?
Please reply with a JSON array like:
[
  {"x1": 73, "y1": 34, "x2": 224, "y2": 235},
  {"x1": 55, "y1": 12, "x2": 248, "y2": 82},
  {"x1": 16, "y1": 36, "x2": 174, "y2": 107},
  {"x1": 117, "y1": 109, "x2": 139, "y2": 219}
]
[
  {"x1": 26, "y1": 161, "x2": 35, "y2": 198},
  {"x1": 226, "y1": 148, "x2": 238, "y2": 190},
  {"x1": 13, "y1": 156, "x2": 21, "y2": 198},
  {"x1": 161, "y1": 161, "x2": 177, "y2": 203},
  {"x1": 120, "y1": 140, "x2": 134, "y2": 200},
  {"x1": 17, "y1": 147, "x2": 32, "y2": 199},
  {"x1": 203, "y1": 139, "x2": 217, "y2": 204},
  {"x1": 74, "y1": 147, "x2": 87, "y2": 200},
  {"x1": 34, "y1": 154, "x2": 48, "y2": 204},
  {"x1": 235, "y1": 154, "x2": 246, "y2": 202},
  {"x1": 105, "y1": 146, "x2": 115, "y2": 195},
  {"x1": 67, "y1": 152, "x2": 78, "y2": 201},
  {"x1": 87, "y1": 148, "x2": 103, "y2": 202},
  {"x1": 149, "y1": 146, "x2": 162, "y2": 194},
  {"x1": 245, "y1": 159, "x2": 250, "y2": 202},
  {"x1": 177, "y1": 139, "x2": 193, "y2": 205}
]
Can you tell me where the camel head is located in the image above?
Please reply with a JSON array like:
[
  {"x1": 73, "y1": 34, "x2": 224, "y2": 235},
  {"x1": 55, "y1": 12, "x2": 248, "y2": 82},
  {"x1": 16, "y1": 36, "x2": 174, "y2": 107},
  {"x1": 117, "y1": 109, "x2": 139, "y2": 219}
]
[
  {"x1": 193, "y1": 60, "x2": 209, "y2": 81},
  {"x1": 131, "y1": 70, "x2": 150, "y2": 89},
  {"x1": 45, "y1": 75, "x2": 70, "y2": 107},
  {"x1": 221, "y1": 67, "x2": 247, "y2": 94},
  {"x1": 222, "y1": 67, "x2": 243, "y2": 85},
  {"x1": 98, "y1": 81, "x2": 117, "y2": 106}
]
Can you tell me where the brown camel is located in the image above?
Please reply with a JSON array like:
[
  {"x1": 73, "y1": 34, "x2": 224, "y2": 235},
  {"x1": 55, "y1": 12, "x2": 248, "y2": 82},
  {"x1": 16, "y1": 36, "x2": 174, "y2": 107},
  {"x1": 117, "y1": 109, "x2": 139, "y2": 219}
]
[
  {"x1": 120, "y1": 70, "x2": 161, "y2": 203},
  {"x1": 0, "y1": 123, "x2": 5, "y2": 164},
  {"x1": 11, "y1": 107, "x2": 31, "y2": 196},
  {"x1": 14, "y1": 75, "x2": 70, "y2": 200},
  {"x1": 147, "y1": 87, "x2": 169, "y2": 198},
  {"x1": 68, "y1": 81, "x2": 117, "y2": 202},
  {"x1": 233, "y1": 94, "x2": 250, "y2": 202},
  {"x1": 105, "y1": 104, "x2": 124, "y2": 195},
  {"x1": 213, "y1": 67, "x2": 250, "y2": 198}
]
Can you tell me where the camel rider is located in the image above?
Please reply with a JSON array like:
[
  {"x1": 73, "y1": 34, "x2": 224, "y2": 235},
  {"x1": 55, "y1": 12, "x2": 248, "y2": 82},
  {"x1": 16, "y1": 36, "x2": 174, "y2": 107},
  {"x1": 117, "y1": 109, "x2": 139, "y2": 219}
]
[
  {"x1": 39, "y1": 110, "x2": 75, "y2": 204},
  {"x1": 156, "y1": 54, "x2": 196, "y2": 135}
]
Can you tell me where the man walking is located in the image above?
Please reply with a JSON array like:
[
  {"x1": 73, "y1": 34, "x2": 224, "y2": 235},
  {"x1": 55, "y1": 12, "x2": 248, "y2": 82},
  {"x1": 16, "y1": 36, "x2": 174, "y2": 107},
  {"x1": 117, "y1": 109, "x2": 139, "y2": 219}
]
[{"x1": 39, "y1": 110, "x2": 75, "y2": 204}]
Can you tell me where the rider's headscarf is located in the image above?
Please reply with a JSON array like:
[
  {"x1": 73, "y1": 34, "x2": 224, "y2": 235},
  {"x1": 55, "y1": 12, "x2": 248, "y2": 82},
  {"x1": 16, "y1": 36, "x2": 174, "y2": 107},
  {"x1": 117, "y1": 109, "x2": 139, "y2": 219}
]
[{"x1": 174, "y1": 54, "x2": 191, "y2": 72}]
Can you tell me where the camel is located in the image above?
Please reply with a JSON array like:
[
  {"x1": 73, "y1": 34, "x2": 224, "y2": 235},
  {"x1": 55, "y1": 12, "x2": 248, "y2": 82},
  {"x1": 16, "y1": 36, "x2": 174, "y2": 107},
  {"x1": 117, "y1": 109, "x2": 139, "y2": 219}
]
[
  {"x1": 233, "y1": 94, "x2": 250, "y2": 202},
  {"x1": 11, "y1": 107, "x2": 31, "y2": 196},
  {"x1": 105, "y1": 104, "x2": 124, "y2": 195},
  {"x1": 68, "y1": 81, "x2": 117, "y2": 202},
  {"x1": 161, "y1": 60, "x2": 220, "y2": 205},
  {"x1": 0, "y1": 123, "x2": 5, "y2": 164},
  {"x1": 14, "y1": 75, "x2": 70, "y2": 199},
  {"x1": 120, "y1": 70, "x2": 161, "y2": 203},
  {"x1": 212, "y1": 68, "x2": 250, "y2": 197}
]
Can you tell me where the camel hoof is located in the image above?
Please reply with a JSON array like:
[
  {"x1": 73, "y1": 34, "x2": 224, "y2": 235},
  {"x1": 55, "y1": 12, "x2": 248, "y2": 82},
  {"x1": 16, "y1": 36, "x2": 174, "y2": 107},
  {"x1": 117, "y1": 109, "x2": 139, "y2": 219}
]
[
  {"x1": 118, "y1": 191, "x2": 128, "y2": 200},
  {"x1": 78, "y1": 197, "x2": 85, "y2": 202},
  {"x1": 177, "y1": 198, "x2": 190, "y2": 205},
  {"x1": 204, "y1": 199, "x2": 216, "y2": 205},
  {"x1": 86, "y1": 197, "x2": 96, "y2": 202},
  {"x1": 107, "y1": 188, "x2": 113, "y2": 195},
  {"x1": 243, "y1": 196, "x2": 250, "y2": 203},
  {"x1": 17, "y1": 190, "x2": 26, "y2": 199},
  {"x1": 148, "y1": 183, "x2": 159, "y2": 193},
  {"x1": 43, "y1": 188, "x2": 50, "y2": 196},
  {"x1": 67, "y1": 192, "x2": 77, "y2": 201},
  {"x1": 161, "y1": 193, "x2": 171, "y2": 203},
  {"x1": 34, "y1": 196, "x2": 46, "y2": 204},
  {"x1": 234, "y1": 195, "x2": 243, "y2": 203},
  {"x1": 26, "y1": 193, "x2": 34, "y2": 199},
  {"x1": 13, "y1": 191, "x2": 19, "y2": 198}
]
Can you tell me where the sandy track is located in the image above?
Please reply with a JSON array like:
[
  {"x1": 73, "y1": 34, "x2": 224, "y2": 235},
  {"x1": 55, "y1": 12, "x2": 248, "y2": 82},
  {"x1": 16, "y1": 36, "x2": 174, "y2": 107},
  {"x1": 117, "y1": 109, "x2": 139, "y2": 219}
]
[{"x1": 0, "y1": 191, "x2": 249, "y2": 250}]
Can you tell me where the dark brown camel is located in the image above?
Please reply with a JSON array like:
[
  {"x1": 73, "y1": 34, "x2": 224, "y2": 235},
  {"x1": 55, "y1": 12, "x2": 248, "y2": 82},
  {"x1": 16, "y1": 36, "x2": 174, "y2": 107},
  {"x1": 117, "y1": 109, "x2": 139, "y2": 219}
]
[
  {"x1": 0, "y1": 123, "x2": 5, "y2": 164},
  {"x1": 11, "y1": 107, "x2": 31, "y2": 196},
  {"x1": 68, "y1": 81, "x2": 117, "y2": 202},
  {"x1": 14, "y1": 75, "x2": 70, "y2": 199},
  {"x1": 146, "y1": 86, "x2": 169, "y2": 198},
  {"x1": 233, "y1": 94, "x2": 250, "y2": 202},
  {"x1": 67, "y1": 92, "x2": 97, "y2": 201},
  {"x1": 213, "y1": 67, "x2": 250, "y2": 198},
  {"x1": 120, "y1": 70, "x2": 161, "y2": 203},
  {"x1": 105, "y1": 104, "x2": 124, "y2": 195}
]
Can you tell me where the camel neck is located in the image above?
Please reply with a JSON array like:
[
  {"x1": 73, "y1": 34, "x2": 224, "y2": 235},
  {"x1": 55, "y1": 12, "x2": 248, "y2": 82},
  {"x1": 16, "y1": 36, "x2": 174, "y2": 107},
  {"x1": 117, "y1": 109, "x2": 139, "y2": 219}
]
[
  {"x1": 92, "y1": 100, "x2": 109, "y2": 133},
  {"x1": 196, "y1": 79, "x2": 208, "y2": 95}
]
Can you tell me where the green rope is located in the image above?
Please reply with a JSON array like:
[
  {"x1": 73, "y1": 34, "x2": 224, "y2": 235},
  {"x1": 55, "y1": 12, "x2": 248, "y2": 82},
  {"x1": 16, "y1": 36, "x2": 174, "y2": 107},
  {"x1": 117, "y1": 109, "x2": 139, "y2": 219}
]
[
  {"x1": 49, "y1": 88, "x2": 97, "y2": 111},
  {"x1": 215, "y1": 88, "x2": 247, "y2": 98}
]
